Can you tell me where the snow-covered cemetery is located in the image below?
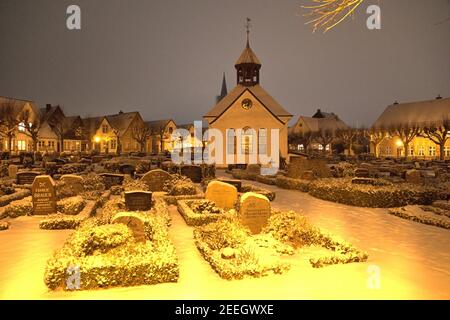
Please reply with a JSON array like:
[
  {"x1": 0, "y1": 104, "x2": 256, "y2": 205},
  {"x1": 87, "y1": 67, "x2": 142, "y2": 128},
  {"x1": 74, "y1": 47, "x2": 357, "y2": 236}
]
[{"x1": 1, "y1": 0, "x2": 449, "y2": 301}]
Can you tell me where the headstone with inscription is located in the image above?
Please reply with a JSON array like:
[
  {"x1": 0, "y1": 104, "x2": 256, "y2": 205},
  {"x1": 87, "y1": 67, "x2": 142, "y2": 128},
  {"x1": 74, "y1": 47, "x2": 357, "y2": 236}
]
[
  {"x1": 205, "y1": 181, "x2": 238, "y2": 209},
  {"x1": 16, "y1": 171, "x2": 40, "y2": 185},
  {"x1": 239, "y1": 192, "x2": 271, "y2": 234},
  {"x1": 141, "y1": 169, "x2": 172, "y2": 192},
  {"x1": 125, "y1": 191, "x2": 152, "y2": 211},
  {"x1": 32, "y1": 175, "x2": 57, "y2": 215},
  {"x1": 111, "y1": 212, "x2": 146, "y2": 242},
  {"x1": 181, "y1": 165, "x2": 202, "y2": 183}
]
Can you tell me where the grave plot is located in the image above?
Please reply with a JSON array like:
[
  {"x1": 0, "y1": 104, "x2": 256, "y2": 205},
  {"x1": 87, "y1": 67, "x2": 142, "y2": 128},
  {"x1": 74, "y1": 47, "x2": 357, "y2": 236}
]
[
  {"x1": 193, "y1": 191, "x2": 368, "y2": 280},
  {"x1": 44, "y1": 197, "x2": 179, "y2": 290},
  {"x1": 388, "y1": 203, "x2": 450, "y2": 229},
  {"x1": 177, "y1": 181, "x2": 238, "y2": 226}
]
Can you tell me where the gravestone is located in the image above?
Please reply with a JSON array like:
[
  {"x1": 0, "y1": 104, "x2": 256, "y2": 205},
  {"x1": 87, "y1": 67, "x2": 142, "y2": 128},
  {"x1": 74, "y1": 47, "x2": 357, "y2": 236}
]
[
  {"x1": 405, "y1": 169, "x2": 421, "y2": 184},
  {"x1": 239, "y1": 192, "x2": 271, "y2": 234},
  {"x1": 99, "y1": 173, "x2": 125, "y2": 189},
  {"x1": 32, "y1": 175, "x2": 56, "y2": 215},
  {"x1": 141, "y1": 169, "x2": 172, "y2": 192},
  {"x1": 8, "y1": 165, "x2": 18, "y2": 179},
  {"x1": 125, "y1": 191, "x2": 152, "y2": 211},
  {"x1": 60, "y1": 174, "x2": 84, "y2": 193},
  {"x1": 205, "y1": 181, "x2": 238, "y2": 209},
  {"x1": 111, "y1": 212, "x2": 146, "y2": 242},
  {"x1": 218, "y1": 178, "x2": 242, "y2": 192},
  {"x1": 181, "y1": 165, "x2": 202, "y2": 183},
  {"x1": 119, "y1": 164, "x2": 136, "y2": 175},
  {"x1": 16, "y1": 171, "x2": 40, "y2": 185}
]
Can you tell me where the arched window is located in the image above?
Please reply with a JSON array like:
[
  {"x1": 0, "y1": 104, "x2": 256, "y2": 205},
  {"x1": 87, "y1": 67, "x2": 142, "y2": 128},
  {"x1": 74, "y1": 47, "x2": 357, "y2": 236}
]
[
  {"x1": 241, "y1": 127, "x2": 254, "y2": 155},
  {"x1": 227, "y1": 129, "x2": 236, "y2": 155}
]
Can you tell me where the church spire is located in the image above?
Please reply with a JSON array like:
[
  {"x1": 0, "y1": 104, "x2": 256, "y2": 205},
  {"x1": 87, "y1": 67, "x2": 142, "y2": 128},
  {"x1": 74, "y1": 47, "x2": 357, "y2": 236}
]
[
  {"x1": 235, "y1": 18, "x2": 261, "y2": 87},
  {"x1": 216, "y1": 73, "x2": 228, "y2": 103}
]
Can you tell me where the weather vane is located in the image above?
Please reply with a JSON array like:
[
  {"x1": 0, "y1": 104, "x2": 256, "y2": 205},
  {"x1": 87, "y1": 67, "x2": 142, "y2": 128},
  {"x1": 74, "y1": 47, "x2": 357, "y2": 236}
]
[{"x1": 245, "y1": 17, "x2": 252, "y2": 42}]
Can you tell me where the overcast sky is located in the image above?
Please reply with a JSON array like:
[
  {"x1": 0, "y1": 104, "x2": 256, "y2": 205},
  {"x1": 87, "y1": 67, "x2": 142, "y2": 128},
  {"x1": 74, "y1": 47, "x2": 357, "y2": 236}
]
[{"x1": 0, "y1": 0, "x2": 449, "y2": 127}]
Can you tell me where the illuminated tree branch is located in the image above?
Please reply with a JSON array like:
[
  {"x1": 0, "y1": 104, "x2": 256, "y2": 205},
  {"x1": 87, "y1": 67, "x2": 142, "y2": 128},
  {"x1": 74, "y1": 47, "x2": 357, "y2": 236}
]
[{"x1": 302, "y1": 0, "x2": 365, "y2": 33}]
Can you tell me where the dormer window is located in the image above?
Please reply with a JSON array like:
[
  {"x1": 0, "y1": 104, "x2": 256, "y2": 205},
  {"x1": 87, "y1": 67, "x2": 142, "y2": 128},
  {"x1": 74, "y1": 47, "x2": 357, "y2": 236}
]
[{"x1": 102, "y1": 124, "x2": 108, "y2": 133}]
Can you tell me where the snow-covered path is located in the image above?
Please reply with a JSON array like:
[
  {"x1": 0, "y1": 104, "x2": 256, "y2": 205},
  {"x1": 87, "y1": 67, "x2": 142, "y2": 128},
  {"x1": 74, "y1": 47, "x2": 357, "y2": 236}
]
[{"x1": 0, "y1": 172, "x2": 449, "y2": 299}]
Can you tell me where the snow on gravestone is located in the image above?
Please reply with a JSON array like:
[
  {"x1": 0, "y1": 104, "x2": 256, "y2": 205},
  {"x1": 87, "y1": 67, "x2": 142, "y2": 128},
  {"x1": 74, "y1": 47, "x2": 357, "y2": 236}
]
[
  {"x1": 32, "y1": 175, "x2": 57, "y2": 215},
  {"x1": 239, "y1": 192, "x2": 271, "y2": 234},
  {"x1": 60, "y1": 174, "x2": 84, "y2": 193},
  {"x1": 141, "y1": 169, "x2": 172, "y2": 192},
  {"x1": 205, "y1": 181, "x2": 238, "y2": 210},
  {"x1": 111, "y1": 212, "x2": 146, "y2": 243}
]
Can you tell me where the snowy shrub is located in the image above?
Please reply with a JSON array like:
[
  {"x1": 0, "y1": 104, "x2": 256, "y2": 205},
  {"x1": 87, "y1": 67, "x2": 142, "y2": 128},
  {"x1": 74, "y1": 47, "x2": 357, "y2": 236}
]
[
  {"x1": 57, "y1": 196, "x2": 86, "y2": 215},
  {"x1": 39, "y1": 215, "x2": 83, "y2": 230},
  {"x1": 275, "y1": 176, "x2": 311, "y2": 192},
  {"x1": 44, "y1": 207, "x2": 179, "y2": 290},
  {"x1": 194, "y1": 219, "x2": 290, "y2": 280},
  {"x1": 123, "y1": 176, "x2": 149, "y2": 192},
  {"x1": 389, "y1": 207, "x2": 450, "y2": 229},
  {"x1": 135, "y1": 160, "x2": 151, "y2": 174},
  {"x1": 0, "y1": 180, "x2": 15, "y2": 196},
  {"x1": 231, "y1": 169, "x2": 258, "y2": 181},
  {"x1": 308, "y1": 178, "x2": 443, "y2": 208},
  {"x1": 4, "y1": 198, "x2": 33, "y2": 218},
  {"x1": 82, "y1": 173, "x2": 105, "y2": 192},
  {"x1": 264, "y1": 211, "x2": 320, "y2": 248},
  {"x1": 98, "y1": 198, "x2": 125, "y2": 224},
  {"x1": 57, "y1": 164, "x2": 86, "y2": 175},
  {"x1": 255, "y1": 175, "x2": 277, "y2": 185},
  {"x1": 163, "y1": 174, "x2": 197, "y2": 196},
  {"x1": 177, "y1": 200, "x2": 234, "y2": 226},
  {"x1": 333, "y1": 162, "x2": 356, "y2": 178}
]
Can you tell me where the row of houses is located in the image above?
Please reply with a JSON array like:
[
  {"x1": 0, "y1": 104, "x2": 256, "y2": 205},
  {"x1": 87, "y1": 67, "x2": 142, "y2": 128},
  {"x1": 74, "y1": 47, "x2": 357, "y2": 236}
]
[{"x1": 0, "y1": 96, "x2": 200, "y2": 155}]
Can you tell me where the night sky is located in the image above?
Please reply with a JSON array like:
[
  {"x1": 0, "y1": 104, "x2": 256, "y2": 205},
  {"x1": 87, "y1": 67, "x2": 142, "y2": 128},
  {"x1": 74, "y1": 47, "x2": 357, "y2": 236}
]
[{"x1": 0, "y1": 0, "x2": 449, "y2": 127}]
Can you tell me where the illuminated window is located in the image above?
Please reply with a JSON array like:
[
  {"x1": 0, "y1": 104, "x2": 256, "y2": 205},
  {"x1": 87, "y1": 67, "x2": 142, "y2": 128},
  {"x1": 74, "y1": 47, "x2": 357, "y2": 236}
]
[
  {"x1": 259, "y1": 128, "x2": 267, "y2": 155},
  {"x1": 418, "y1": 146, "x2": 425, "y2": 156},
  {"x1": 102, "y1": 125, "x2": 108, "y2": 133},
  {"x1": 241, "y1": 128, "x2": 254, "y2": 155},
  {"x1": 298, "y1": 144, "x2": 304, "y2": 152},
  {"x1": 227, "y1": 129, "x2": 236, "y2": 155},
  {"x1": 445, "y1": 146, "x2": 450, "y2": 157},
  {"x1": 17, "y1": 140, "x2": 26, "y2": 151},
  {"x1": 386, "y1": 146, "x2": 392, "y2": 156},
  {"x1": 409, "y1": 146, "x2": 414, "y2": 156},
  {"x1": 111, "y1": 139, "x2": 117, "y2": 149},
  {"x1": 429, "y1": 146, "x2": 436, "y2": 157}
]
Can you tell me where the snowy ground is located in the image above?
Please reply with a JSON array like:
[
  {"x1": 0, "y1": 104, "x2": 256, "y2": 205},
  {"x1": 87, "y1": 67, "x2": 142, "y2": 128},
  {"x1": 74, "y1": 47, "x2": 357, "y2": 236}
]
[{"x1": 0, "y1": 171, "x2": 449, "y2": 299}]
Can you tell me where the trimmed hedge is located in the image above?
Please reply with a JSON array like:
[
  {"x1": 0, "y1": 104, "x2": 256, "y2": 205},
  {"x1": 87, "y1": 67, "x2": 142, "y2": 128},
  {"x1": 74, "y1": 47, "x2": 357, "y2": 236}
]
[
  {"x1": 0, "y1": 189, "x2": 31, "y2": 207},
  {"x1": 194, "y1": 219, "x2": 291, "y2": 280},
  {"x1": 57, "y1": 196, "x2": 86, "y2": 215},
  {"x1": 264, "y1": 211, "x2": 368, "y2": 268},
  {"x1": 44, "y1": 200, "x2": 178, "y2": 290},
  {"x1": 40, "y1": 200, "x2": 97, "y2": 230},
  {"x1": 241, "y1": 184, "x2": 276, "y2": 201},
  {"x1": 389, "y1": 207, "x2": 450, "y2": 229},
  {"x1": 308, "y1": 178, "x2": 443, "y2": 208},
  {"x1": 275, "y1": 176, "x2": 311, "y2": 193},
  {"x1": 177, "y1": 199, "x2": 236, "y2": 226}
]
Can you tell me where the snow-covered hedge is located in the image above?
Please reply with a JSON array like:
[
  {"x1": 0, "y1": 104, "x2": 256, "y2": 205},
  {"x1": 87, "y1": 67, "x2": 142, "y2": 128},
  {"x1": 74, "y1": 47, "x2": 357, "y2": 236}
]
[
  {"x1": 264, "y1": 211, "x2": 368, "y2": 268},
  {"x1": 163, "y1": 174, "x2": 197, "y2": 196},
  {"x1": 194, "y1": 219, "x2": 291, "y2": 280},
  {"x1": 0, "y1": 188, "x2": 31, "y2": 207},
  {"x1": 308, "y1": 178, "x2": 442, "y2": 208},
  {"x1": 39, "y1": 215, "x2": 83, "y2": 230},
  {"x1": 2, "y1": 197, "x2": 33, "y2": 218},
  {"x1": 275, "y1": 176, "x2": 311, "y2": 193},
  {"x1": 389, "y1": 207, "x2": 450, "y2": 229},
  {"x1": 57, "y1": 196, "x2": 86, "y2": 215},
  {"x1": 177, "y1": 199, "x2": 235, "y2": 226},
  {"x1": 44, "y1": 205, "x2": 178, "y2": 290}
]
